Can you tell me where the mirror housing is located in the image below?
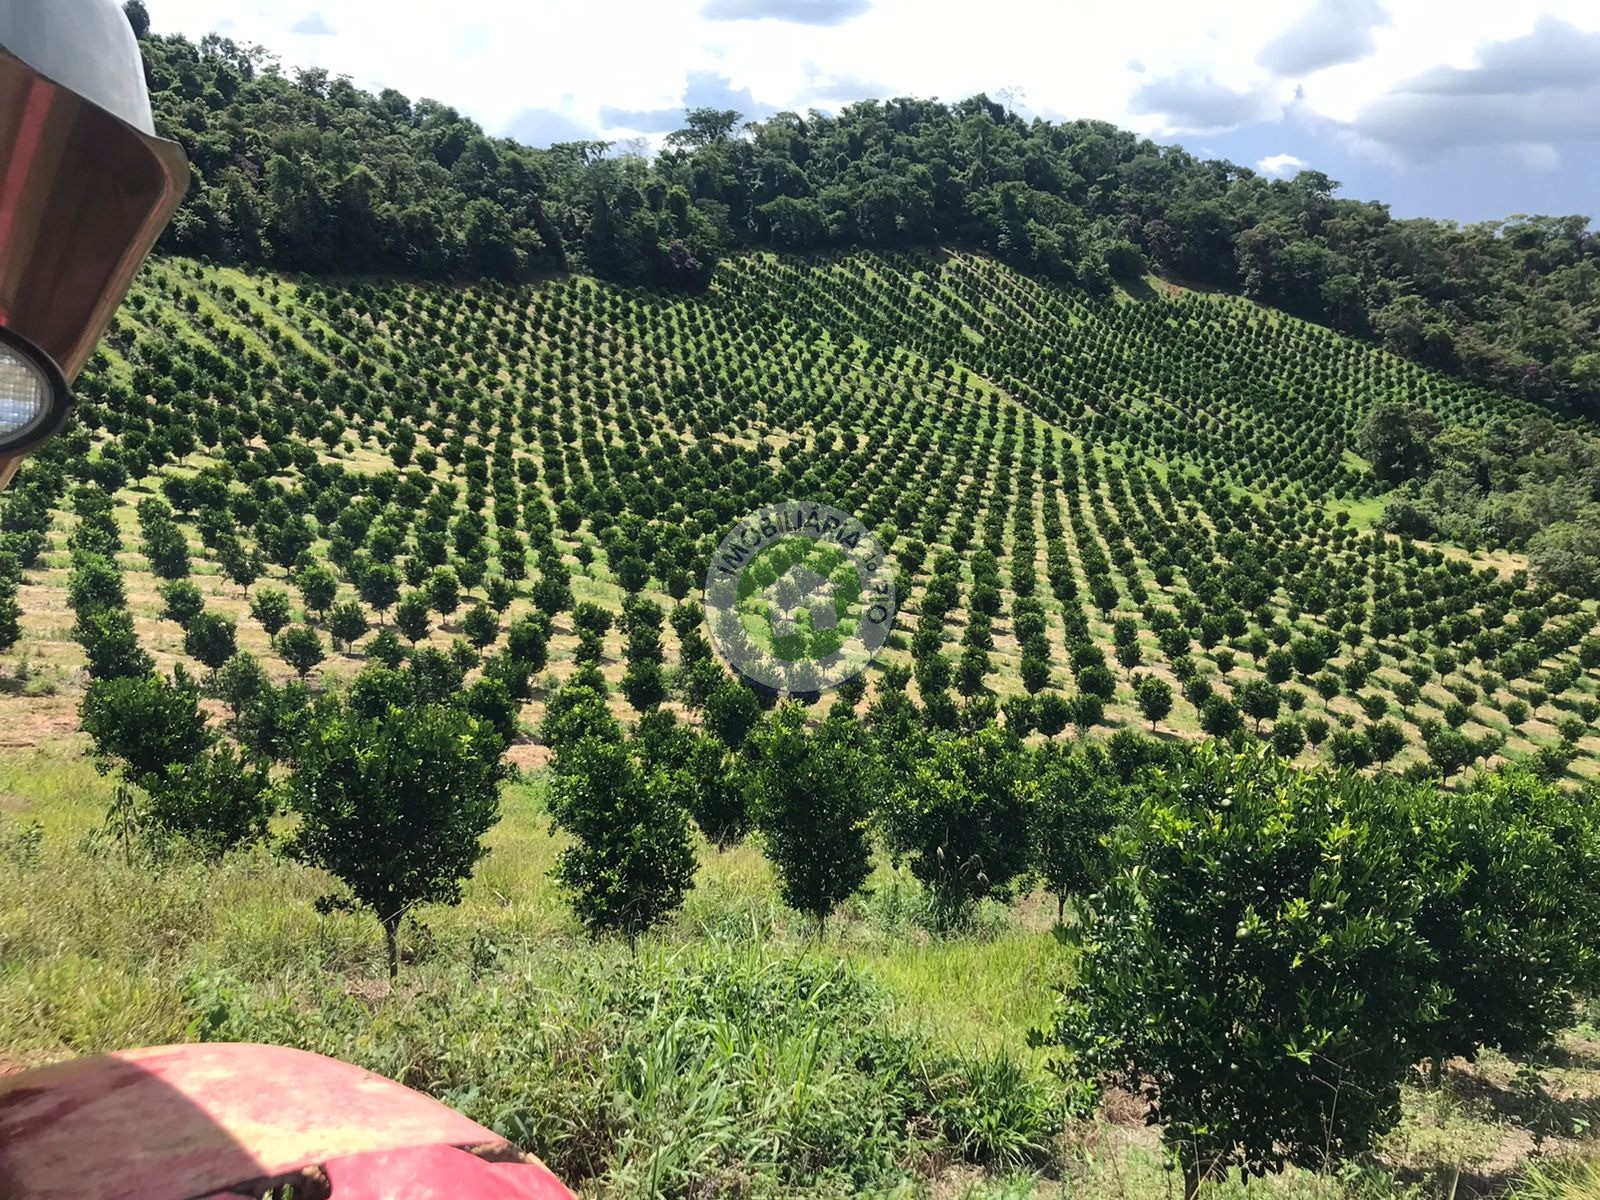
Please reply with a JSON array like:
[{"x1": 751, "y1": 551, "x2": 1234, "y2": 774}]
[{"x1": 0, "y1": 0, "x2": 189, "y2": 484}]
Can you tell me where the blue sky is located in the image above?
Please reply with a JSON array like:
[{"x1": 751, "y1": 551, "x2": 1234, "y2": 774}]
[{"x1": 150, "y1": 0, "x2": 1600, "y2": 224}]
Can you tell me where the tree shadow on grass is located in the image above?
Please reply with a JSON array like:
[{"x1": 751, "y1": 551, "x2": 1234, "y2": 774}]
[{"x1": 1445, "y1": 1058, "x2": 1600, "y2": 1147}]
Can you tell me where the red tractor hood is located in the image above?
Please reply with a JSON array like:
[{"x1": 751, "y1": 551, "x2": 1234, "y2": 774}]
[{"x1": 0, "y1": 1042, "x2": 575, "y2": 1200}]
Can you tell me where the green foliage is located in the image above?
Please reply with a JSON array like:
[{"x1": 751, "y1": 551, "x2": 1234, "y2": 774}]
[
  {"x1": 1529, "y1": 520, "x2": 1600, "y2": 599},
  {"x1": 67, "y1": 554, "x2": 127, "y2": 614},
  {"x1": 547, "y1": 733, "x2": 696, "y2": 943},
  {"x1": 1303, "y1": 714, "x2": 1330, "y2": 747},
  {"x1": 232, "y1": 680, "x2": 315, "y2": 763},
  {"x1": 1199, "y1": 693, "x2": 1244, "y2": 738},
  {"x1": 427, "y1": 567, "x2": 461, "y2": 617},
  {"x1": 1049, "y1": 745, "x2": 1440, "y2": 1187},
  {"x1": 619, "y1": 659, "x2": 667, "y2": 711},
  {"x1": 184, "y1": 611, "x2": 238, "y2": 676},
  {"x1": 506, "y1": 613, "x2": 552, "y2": 671},
  {"x1": 889, "y1": 727, "x2": 1035, "y2": 924},
  {"x1": 74, "y1": 606, "x2": 154, "y2": 681},
  {"x1": 1357, "y1": 403, "x2": 1438, "y2": 484},
  {"x1": 1030, "y1": 745, "x2": 1123, "y2": 920},
  {"x1": 460, "y1": 677, "x2": 517, "y2": 750},
  {"x1": 145, "y1": 744, "x2": 272, "y2": 854},
  {"x1": 1234, "y1": 678, "x2": 1281, "y2": 731},
  {"x1": 214, "y1": 652, "x2": 268, "y2": 718},
  {"x1": 1270, "y1": 717, "x2": 1306, "y2": 758},
  {"x1": 173, "y1": 936, "x2": 1057, "y2": 1195},
  {"x1": 367, "y1": 627, "x2": 408, "y2": 669},
  {"x1": 1367, "y1": 720, "x2": 1407, "y2": 764},
  {"x1": 1426, "y1": 727, "x2": 1478, "y2": 778},
  {"x1": 704, "y1": 680, "x2": 761, "y2": 749},
  {"x1": 1401, "y1": 766, "x2": 1600, "y2": 1065},
  {"x1": 1033, "y1": 690, "x2": 1071, "y2": 736},
  {"x1": 746, "y1": 704, "x2": 877, "y2": 932},
  {"x1": 294, "y1": 563, "x2": 338, "y2": 618},
  {"x1": 357, "y1": 562, "x2": 401, "y2": 616},
  {"x1": 1133, "y1": 674, "x2": 1173, "y2": 730},
  {"x1": 395, "y1": 591, "x2": 432, "y2": 644},
  {"x1": 0, "y1": 554, "x2": 20, "y2": 655},
  {"x1": 1070, "y1": 691, "x2": 1106, "y2": 735},
  {"x1": 218, "y1": 538, "x2": 264, "y2": 593},
  {"x1": 276, "y1": 624, "x2": 326, "y2": 679},
  {"x1": 159, "y1": 579, "x2": 205, "y2": 628},
  {"x1": 140, "y1": 513, "x2": 192, "y2": 580},
  {"x1": 462, "y1": 602, "x2": 499, "y2": 650},
  {"x1": 33, "y1": 228, "x2": 1600, "y2": 803},
  {"x1": 287, "y1": 701, "x2": 509, "y2": 975},
  {"x1": 80, "y1": 669, "x2": 209, "y2": 788},
  {"x1": 249, "y1": 587, "x2": 294, "y2": 639},
  {"x1": 1328, "y1": 728, "x2": 1373, "y2": 769},
  {"x1": 328, "y1": 601, "x2": 369, "y2": 651},
  {"x1": 540, "y1": 683, "x2": 621, "y2": 757},
  {"x1": 571, "y1": 601, "x2": 612, "y2": 639},
  {"x1": 139, "y1": 23, "x2": 1600, "y2": 400},
  {"x1": 683, "y1": 733, "x2": 750, "y2": 848}
]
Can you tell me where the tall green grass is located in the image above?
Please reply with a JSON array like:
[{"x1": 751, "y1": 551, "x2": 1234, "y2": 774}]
[
  {"x1": 0, "y1": 754, "x2": 1073, "y2": 1195},
  {"x1": 1515, "y1": 1161, "x2": 1600, "y2": 1200},
  {"x1": 4, "y1": 749, "x2": 1597, "y2": 1197}
]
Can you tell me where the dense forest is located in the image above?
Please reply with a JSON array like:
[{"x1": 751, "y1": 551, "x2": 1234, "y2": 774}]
[{"x1": 127, "y1": 2, "x2": 1600, "y2": 413}]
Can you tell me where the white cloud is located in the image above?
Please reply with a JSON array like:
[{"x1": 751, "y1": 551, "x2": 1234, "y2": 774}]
[
  {"x1": 142, "y1": 0, "x2": 1600, "y2": 162},
  {"x1": 1257, "y1": 152, "x2": 1307, "y2": 178},
  {"x1": 289, "y1": 10, "x2": 335, "y2": 35},
  {"x1": 1513, "y1": 142, "x2": 1561, "y2": 171},
  {"x1": 1131, "y1": 74, "x2": 1289, "y2": 135}
]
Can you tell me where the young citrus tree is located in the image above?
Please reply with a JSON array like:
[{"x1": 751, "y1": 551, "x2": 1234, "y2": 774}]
[
  {"x1": 1049, "y1": 744, "x2": 1439, "y2": 1196},
  {"x1": 80, "y1": 666, "x2": 270, "y2": 854},
  {"x1": 1396, "y1": 765, "x2": 1600, "y2": 1075},
  {"x1": 287, "y1": 701, "x2": 509, "y2": 976},
  {"x1": 888, "y1": 726, "x2": 1035, "y2": 926},
  {"x1": 146, "y1": 744, "x2": 273, "y2": 855},
  {"x1": 546, "y1": 729, "x2": 696, "y2": 945},
  {"x1": 1030, "y1": 744, "x2": 1125, "y2": 922},
  {"x1": 746, "y1": 702, "x2": 878, "y2": 935},
  {"x1": 79, "y1": 668, "x2": 210, "y2": 789}
]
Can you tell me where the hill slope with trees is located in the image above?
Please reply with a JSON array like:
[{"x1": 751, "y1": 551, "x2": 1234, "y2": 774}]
[
  {"x1": 0, "y1": 247, "x2": 1594, "y2": 788},
  {"x1": 128, "y1": 2, "x2": 1600, "y2": 412},
  {"x1": 3, "y1": 248, "x2": 1600, "y2": 1198}
]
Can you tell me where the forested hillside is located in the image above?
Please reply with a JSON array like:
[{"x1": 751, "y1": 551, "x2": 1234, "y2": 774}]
[{"x1": 129, "y1": 2, "x2": 1600, "y2": 410}]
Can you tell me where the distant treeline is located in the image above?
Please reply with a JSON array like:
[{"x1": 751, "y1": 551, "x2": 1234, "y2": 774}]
[{"x1": 131, "y1": 3, "x2": 1599, "y2": 410}]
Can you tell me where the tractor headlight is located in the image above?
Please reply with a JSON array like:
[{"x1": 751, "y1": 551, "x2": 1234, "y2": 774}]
[{"x1": 0, "y1": 327, "x2": 68, "y2": 454}]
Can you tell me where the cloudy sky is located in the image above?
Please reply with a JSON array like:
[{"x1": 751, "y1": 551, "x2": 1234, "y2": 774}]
[{"x1": 148, "y1": 0, "x2": 1600, "y2": 223}]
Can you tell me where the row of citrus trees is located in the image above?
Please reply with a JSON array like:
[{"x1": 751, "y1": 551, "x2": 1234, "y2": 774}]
[
  {"x1": 92, "y1": 257, "x2": 1600, "y2": 780},
  {"x1": 540, "y1": 668, "x2": 1600, "y2": 1195},
  {"x1": 70, "y1": 564, "x2": 1600, "y2": 1198}
]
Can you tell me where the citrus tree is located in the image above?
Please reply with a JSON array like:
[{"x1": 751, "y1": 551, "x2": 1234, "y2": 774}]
[
  {"x1": 287, "y1": 701, "x2": 509, "y2": 976},
  {"x1": 546, "y1": 731, "x2": 696, "y2": 944},
  {"x1": 888, "y1": 726, "x2": 1035, "y2": 926},
  {"x1": 1048, "y1": 745, "x2": 1439, "y2": 1195},
  {"x1": 746, "y1": 703, "x2": 878, "y2": 935}
]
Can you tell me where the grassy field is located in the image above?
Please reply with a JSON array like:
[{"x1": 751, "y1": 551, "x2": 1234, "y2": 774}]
[{"x1": 2, "y1": 737, "x2": 1598, "y2": 1198}]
